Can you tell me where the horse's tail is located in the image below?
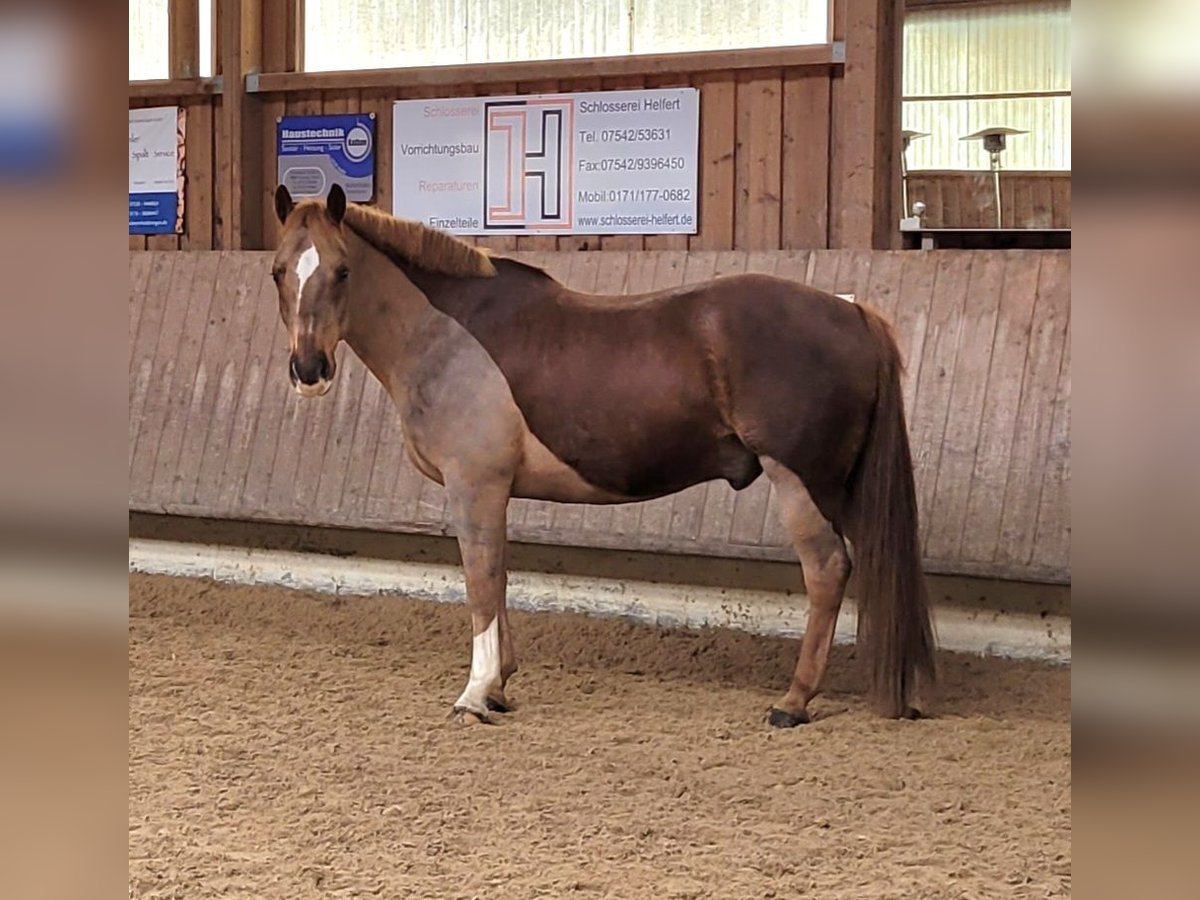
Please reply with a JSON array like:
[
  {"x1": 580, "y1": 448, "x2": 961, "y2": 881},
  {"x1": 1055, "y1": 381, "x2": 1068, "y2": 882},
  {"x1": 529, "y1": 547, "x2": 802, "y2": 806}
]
[{"x1": 843, "y1": 304, "x2": 936, "y2": 717}]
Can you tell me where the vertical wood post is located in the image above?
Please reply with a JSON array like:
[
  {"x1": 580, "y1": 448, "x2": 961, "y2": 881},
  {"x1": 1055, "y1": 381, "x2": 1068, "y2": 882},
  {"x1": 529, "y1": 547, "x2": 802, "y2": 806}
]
[
  {"x1": 216, "y1": 0, "x2": 264, "y2": 249},
  {"x1": 168, "y1": 0, "x2": 201, "y2": 78},
  {"x1": 829, "y1": 0, "x2": 901, "y2": 249}
]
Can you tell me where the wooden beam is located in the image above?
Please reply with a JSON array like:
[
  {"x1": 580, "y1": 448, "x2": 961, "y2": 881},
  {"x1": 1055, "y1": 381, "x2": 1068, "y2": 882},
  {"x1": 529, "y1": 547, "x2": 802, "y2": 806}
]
[
  {"x1": 262, "y1": 0, "x2": 302, "y2": 72},
  {"x1": 216, "y1": 0, "x2": 264, "y2": 249},
  {"x1": 169, "y1": 0, "x2": 201, "y2": 78},
  {"x1": 251, "y1": 44, "x2": 842, "y2": 93},
  {"x1": 129, "y1": 78, "x2": 223, "y2": 99},
  {"x1": 828, "y1": 0, "x2": 901, "y2": 249}
]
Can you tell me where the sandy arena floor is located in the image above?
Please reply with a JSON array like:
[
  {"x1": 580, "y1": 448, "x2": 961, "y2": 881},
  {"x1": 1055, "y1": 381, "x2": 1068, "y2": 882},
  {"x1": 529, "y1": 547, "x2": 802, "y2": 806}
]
[{"x1": 129, "y1": 573, "x2": 1070, "y2": 899}]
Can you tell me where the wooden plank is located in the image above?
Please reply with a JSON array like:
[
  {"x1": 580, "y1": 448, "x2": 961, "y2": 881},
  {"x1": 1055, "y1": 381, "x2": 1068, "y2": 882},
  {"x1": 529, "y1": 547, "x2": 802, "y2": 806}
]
[
  {"x1": 197, "y1": 253, "x2": 269, "y2": 510},
  {"x1": 907, "y1": 253, "x2": 972, "y2": 536},
  {"x1": 1000, "y1": 174, "x2": 1016, "y2": 229},
  {"x1": 958, "y1": 253, "x2": 1042, "y2": 564},
  {"x1": 712, "y1": 250, "x2": 749, "y2": 280},
  {"x1": 891, "y1": 251, "x2": 940, "y2": 412},
  {"x1": 363, "y1": 395, "x2": 410, "y2": 523},
  {"x1": 806, "y1": 249, "x2": 841, "y2": 293},
  {"x1": 313, "y1": 353, "x2": 371, "y2": 515},
  {"x1": 1051, "y1": 177, "x2": 1071, "y2": 228},
  {"x1": 923, "y1": 252, "x2": 1005, "y2": 563},
  {"x1": 227, "y1": 256, "x2": 295, "y2": 512},
  {"x1": 213, "y1": 96, "x2": 231, "y2": 248},
  {"x1": 733, "y1": 68, "x2": 783, "y2": 251},
  {"x1": 217, "y1": 0, "x2": 264, "y2": 249},
  {"x1": 769, "y1": 250, "x2": 809, "y2": 300},
  {"x1": 175, "y1": 253, "x2": 256, "y2": 508},
  {"x1": 1031, "y1": 303, "x2": 1071, "y2": 573},
  {"x1": 1029, "y1": 175, "x2": 1054, "y2": 229},
  {"x1": 182, "y1": 100, "x2": 214, "y2": 249},
  {"x1": 147, "y1": 232, "x2": 180, "y2": 251},
  {"x1": 259, "y1": 95, "x2": 286, "y2": 248},
  {"x1": 839, "y1": 248, "x2": 875, "y2": 303},
  {"x1": 128, "y1": 253, "x2": 177, "y2": 474},
  {"x1": 261, "y1": 0, "x2": 297, "y2": 72},
  {"x1": 168, "y1": 0, "x2": 200, "y2": 78},
  {"x1": 996, "y1": 252, "x2": 1070, "y2": 567},
  {"x1": 291, "y1": 369, "x2": 342, "y2": 514},
  {"x1": 829, "y1": 0, "x2": 898, "y2": 249},
  {"x1": 149, "y1": 252, "x2": 223, "y2": 502},
  {"x1": 860, "y1": 250, "x2": 904, "y2": 324},
  {"x1": 127, "y1": 252, "x2": 154, "y2": 366},
  {"x1": 690, "y1": 73, "x2": 736, "y2": 251},
  {"x1": 129, "y1": 253, "x2": 199, "y2": 504},
  {"x1": 254, "y1": 44, "x2": 841, "y2": 93},
  {"x1": 338, "y1": 376, "x2": 389, "y2": 522},
  {"x1": 129, "y1": 235, "x2": 148, "y2": 250},
  {"x1": 362, "y1": 89, "x2": 394, "y2": 214},
  {"x1": 781, "y1": 71, "x2": 830, "y2": 249}
]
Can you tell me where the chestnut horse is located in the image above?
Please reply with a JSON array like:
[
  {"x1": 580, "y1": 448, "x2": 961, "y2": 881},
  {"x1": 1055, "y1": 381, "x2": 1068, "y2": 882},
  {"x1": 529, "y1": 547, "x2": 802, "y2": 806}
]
[{"x1": 270, "y1": 184, "x2": 935, "y2": 727}]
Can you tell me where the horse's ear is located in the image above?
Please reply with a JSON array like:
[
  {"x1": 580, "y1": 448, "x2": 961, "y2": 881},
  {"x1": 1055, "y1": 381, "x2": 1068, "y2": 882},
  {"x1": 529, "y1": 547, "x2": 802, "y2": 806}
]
[
  {"x1": 327, "y1": 183, "x2": 347, "y2": 225},
  {"x1": 274, "y1": 184, "x2": 294, "y2": 224}
]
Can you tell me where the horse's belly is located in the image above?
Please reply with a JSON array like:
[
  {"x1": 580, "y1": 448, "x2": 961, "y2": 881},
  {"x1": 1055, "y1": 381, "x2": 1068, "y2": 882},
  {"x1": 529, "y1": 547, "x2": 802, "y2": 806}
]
[{"x1": 512, "y1": 428, "x2": 634, "y2": 504}]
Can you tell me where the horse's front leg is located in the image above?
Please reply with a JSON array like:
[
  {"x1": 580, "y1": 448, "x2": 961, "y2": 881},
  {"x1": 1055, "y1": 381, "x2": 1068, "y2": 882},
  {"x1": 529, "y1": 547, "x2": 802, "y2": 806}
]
[{"x1": 446, "y1": 474, "x2": 512, "y2": 725}]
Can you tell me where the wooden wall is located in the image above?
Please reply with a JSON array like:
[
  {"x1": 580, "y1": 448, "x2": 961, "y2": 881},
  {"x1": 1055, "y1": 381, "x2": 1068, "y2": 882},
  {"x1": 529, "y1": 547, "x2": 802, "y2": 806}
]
[
  {"x1": 906, "y1": 171, "x2": 1071, "y2": 229},
  {"x1": 128, "y1": 248, "x2": 1071, "y2": 584},
  {"x1": 130, "y1": 62, "x2": 837, "y2": 253}
]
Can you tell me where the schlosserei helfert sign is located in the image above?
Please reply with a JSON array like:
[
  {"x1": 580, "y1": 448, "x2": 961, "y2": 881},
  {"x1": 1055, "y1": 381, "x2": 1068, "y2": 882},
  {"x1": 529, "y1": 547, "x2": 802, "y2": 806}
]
[
  {"x1": 277, "y1": 113, "x2": 375, "y2": 202},
  {"x1": 392, "y1": 88, "x2": 699, "y2": 236}
]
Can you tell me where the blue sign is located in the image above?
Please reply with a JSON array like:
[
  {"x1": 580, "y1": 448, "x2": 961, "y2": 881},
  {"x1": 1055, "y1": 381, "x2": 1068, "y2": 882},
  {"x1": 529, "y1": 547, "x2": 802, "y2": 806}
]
[
  {"x1": 129, "y1": 192, "x2": 179, "y2": 235},
  {"x1": 277, "y1": 114, "x2": 375, "y2": 201}
]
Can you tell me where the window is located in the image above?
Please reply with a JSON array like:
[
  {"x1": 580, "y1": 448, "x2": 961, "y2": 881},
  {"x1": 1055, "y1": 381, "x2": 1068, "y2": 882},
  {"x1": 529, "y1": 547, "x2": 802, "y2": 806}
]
[
  {"x1": 128, "y1": 0, "x2": 214, "y2": 80},
  {"x1": 902, "y1": 1, "x2": 1071, "y2": 171},
  {"x1": 129, "y1": 0, "x2": 169, "y2": 80},
  {"x1": 303, "y1": 0, "x2": 829, "y2": 73}
]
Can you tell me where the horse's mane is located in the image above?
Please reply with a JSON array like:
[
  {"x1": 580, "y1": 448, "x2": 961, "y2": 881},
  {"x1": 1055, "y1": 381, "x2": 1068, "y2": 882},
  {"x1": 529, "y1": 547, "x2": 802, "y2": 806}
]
[{"x1": 342, "y1": 203, "x2": 497, "y2": 279}]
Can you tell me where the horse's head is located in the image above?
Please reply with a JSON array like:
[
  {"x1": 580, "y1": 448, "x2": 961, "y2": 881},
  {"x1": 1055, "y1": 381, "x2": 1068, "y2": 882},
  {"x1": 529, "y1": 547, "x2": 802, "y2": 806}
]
[{"x1": 271, "y1": 183, "x2": 351, "y2": 397}]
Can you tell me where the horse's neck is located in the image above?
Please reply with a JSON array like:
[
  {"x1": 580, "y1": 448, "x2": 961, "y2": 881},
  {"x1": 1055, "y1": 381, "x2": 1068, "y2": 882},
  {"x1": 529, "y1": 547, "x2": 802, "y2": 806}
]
[{"x1": 341, "y1": 230, "x2": 440, "y2": 391}]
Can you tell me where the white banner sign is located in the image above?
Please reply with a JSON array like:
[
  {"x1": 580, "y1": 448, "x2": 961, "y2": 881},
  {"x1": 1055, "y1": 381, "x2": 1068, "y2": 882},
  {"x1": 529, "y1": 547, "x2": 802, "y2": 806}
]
[
  {"x1": 129, "y1": 105, "x2": 183, "y2": 234},
  {"x1": 392, "y1": 88, "x2": 698, "y2": 235}
]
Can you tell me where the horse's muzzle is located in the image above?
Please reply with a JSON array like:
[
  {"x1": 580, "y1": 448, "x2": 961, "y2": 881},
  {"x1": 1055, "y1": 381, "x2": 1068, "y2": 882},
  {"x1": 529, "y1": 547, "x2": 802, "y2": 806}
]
[{"x1": 289, "y1": 352, "x2": 334, "y2": 397}]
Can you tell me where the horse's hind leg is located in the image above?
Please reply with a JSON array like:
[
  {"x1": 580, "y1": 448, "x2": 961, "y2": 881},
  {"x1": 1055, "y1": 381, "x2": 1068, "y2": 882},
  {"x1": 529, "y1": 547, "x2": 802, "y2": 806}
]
[
  {"x1": 446, "y1": 475, "x2": 513, "y2": 724},
  {"x1": 760, "y1": 457, "x2": 851, "y2": 728}
]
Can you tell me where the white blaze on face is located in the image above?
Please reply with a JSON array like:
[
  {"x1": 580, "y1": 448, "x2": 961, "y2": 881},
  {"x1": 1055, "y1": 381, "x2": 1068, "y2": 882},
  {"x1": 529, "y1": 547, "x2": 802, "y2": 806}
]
[
  {"x1": 455, "y1": 617, "x2": 500, "y2": 714},
  {"x1": 294, "y1": 243, "x2": 320, "y2": 319}
]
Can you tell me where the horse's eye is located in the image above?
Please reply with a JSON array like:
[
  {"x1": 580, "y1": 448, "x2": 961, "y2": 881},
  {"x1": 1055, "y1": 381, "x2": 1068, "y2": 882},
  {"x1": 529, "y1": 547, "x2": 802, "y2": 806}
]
[
  {"x1": 336, "y1": 265, "x2": 350, "y2": 282},
  {"x1": 271, "y1": 267, "x2": 284, "y2": 284}
]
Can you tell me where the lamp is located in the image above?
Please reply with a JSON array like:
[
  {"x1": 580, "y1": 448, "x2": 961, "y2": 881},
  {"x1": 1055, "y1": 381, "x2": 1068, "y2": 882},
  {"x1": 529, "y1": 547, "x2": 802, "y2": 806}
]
[
  {"x1": 900, "y1": 130, "x2": 928, "y2": 220},
  {"x1": 960, "y1": 127, "x2": 1028, "y2": 228}
]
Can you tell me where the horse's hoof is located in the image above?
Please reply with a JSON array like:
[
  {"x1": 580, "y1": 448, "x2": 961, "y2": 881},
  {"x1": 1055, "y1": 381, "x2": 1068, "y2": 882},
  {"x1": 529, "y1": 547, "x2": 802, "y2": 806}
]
[
  {"x1": 486, "y1": 695, "x2": 512, "y2": 714},
  {"x1": 901, "y1": 705, "x2": 924, "y2": 720},
  {"x1": 767, "y1": 707, "x2": 811, "y2": 728},
  {"x1": 449, "y1": 706, "x2": 490, "y2": 726}
]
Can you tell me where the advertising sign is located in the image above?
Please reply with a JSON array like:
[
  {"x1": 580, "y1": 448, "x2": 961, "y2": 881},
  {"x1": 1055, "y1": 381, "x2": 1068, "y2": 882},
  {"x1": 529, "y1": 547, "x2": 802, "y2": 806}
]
[
  {"x1": 392, "y1": 88, "x2": 698, "y2": 235},
  {"x1": 277, "y1": 114, "x2": 376, "y2": 202},
  {"x1": 129, "y1": 106, "x2": 184, "y2": 235}
]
